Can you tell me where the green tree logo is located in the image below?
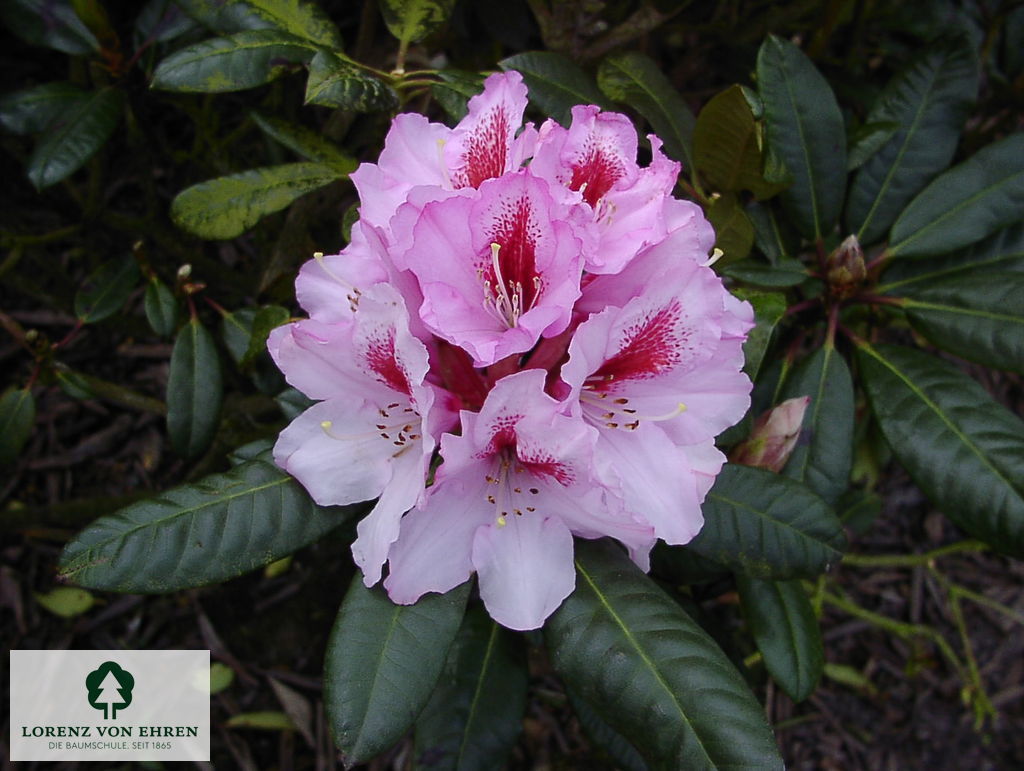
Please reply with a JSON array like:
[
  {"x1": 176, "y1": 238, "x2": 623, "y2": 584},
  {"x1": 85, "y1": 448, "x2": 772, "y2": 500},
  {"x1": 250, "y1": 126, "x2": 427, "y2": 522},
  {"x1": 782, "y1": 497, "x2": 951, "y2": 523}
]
[{"x1": 85, "y1": 661, "x2": 135, "y2": 719}]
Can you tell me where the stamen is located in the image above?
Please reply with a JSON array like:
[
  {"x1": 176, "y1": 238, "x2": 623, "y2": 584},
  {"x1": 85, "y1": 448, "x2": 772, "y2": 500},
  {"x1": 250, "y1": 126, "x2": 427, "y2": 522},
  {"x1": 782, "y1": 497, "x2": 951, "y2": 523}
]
[
  {"x1": 314, "y1": 252, "x2": 362, "y2": 310},
  {"x1": 703, "y1": 248, "x2": 725, "y2": 267},
  {"x1": 436, "y1": 139, "x2": 454, "y2": 189}
]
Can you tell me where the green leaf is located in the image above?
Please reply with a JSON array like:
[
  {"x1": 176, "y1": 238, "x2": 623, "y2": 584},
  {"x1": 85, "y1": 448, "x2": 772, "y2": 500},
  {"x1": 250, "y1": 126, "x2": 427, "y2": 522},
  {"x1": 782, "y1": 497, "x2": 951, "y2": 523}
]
[
  {"x1": 172, "y1": 0, "x2": 273, "y2": 34},
  {"x1": 567, "y1": 689, "x2": 648, "y2": 771},
  {"x1": 74, "y1": 257, "x2": 141, "y2": 323},
  {"x1": 747, "y1": 200, "x2": 798, "y2": 264},
  {"x1": 251, "y1": 112, "x2": 357, "y2": 172},
  {"x1": 414, "y1": 606, "x2": 527, "y2": 771},
  {"x1": 706, "y1": 192, "x2": 754, "y2": 263},
  {"x1": 304, "y1": 50, "x2": 398, "y2": 112},
  {"x1": 899, "y1": 273, "x2": 1024, "y2": 374},
  {"x1": 756, "y1": 35, "x2": 846, "y2": 241},
  {"x1": 242, "y1": 305, "x2": 290, "y2": 366},
  {"x1": 687, "y1": 464, "x2": 846, "y2": 578},
  {"x1": 845, "y1": 121, "x2": 899, "y2": 171},
  {"x1": 693, "y1": 85, "x2": 785, "y2": 199},
  {"x1": 0, "y1": 388, "x2": 36, "y2": 466},
  {"x1": 0, "y1": 0, "x2": 99, "y2": 53},
  {"x1": 379, "y1": 0, "x2": 455, "y2": 46},
  {"x1": 499, "y1": 51, "x2": 609, "y2": 126},
  {"x1": 144, "y1": 277, "x2": 178, "y2": 337},
  {"x1": 209, "y1": 662, "x2": 235, "y2": 694},
  {"x1": 736, "y1": 576, "x2": 822, "y2": 702},
  {"x1": 167, "y1": 318, "x2": 222, "y2": 459},
  {"x1": 171, "y1": 162, "x2": 344, "y2": 239},
  {"x1": 731, "y1": 288, "x2": 786, "y2": 379},
  {"x1": 276, "y1": 387, "x2": 313, "y2": 420},
  {"x1": 890, "y1": 133, "x2": 1024, "y2": 258},
  {"x1": 325, "y1": 578, "x2": 470, "y2": 765},
  {"x1": 58, "y1": 453, "x2": 354, "y2": 591},
  {"x1": 27, "y1": 87, "x2": 124, "y2": 190},
  {"x1": 242, "y1": 0, "x2": 343, "y2": 48},
  {"x1": 221, "y1": 308, "x2": 257, "y2": 364},
  {"x1": 723, "y1": 257, "x2": 808, "y2": 287},
  {"x1": 846, "y1": 38, "x2": 978, "y2": 245},
  {"x1": 778, "y1": 344, "x2": 854, "y2": 506},
  {"x1": 431, "y1": 69, "x2": 485, "y2": 123},
  {"x1": 597, "y1": 51, "x2": 696, "y2": 174},
  {"x1": 226, "y1": 711, "x2": 296, "y2": 731},
  {"x1": 34, "y1": 587, "x2": 95, "y2": 618},
  {"x1": 837, "y1": 488, "x2": 882, "y2": 535},
  {"x1": 856, "y1": 343, "x2": 1024, "y2": 557},
  {"x1": 650, "y1": 542, "x2": 730, "y2": 586},
  {"x1": 0, "y1": 81, "x2": 88, "y2": 135},
  {"x1": 134, "y1": 0, "x2": 200, "y2": 46},
  {"x1": 545, "y1": 540, "x2": 783, "y2": 771},
  {"x1": 151, "y1": 30, "x2": 315, "y2": 93}
]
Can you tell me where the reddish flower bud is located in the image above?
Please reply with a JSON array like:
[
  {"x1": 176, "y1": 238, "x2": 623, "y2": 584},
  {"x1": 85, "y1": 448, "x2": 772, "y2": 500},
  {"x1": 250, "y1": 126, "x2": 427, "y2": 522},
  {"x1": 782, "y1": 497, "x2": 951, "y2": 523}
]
[{"x1": 732, "y1": 396, "x2": 810, "y2": 472}]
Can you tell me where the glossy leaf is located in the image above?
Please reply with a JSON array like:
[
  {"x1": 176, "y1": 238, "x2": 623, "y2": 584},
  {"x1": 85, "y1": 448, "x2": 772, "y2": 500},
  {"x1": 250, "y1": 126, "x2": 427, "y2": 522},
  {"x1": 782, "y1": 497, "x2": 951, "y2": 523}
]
[
  {"x1": 167, "y1": 318, "x2": 223, "y2": 459},
  {"x1": 499, "y1": 51, "x2": 609, "y2": 126},
  {"x1": 243, "y1": 305, "x2": 290, "y2": 366},
  {"x1": 567, "y1": 689, "x2": 648, "y2": 771},
  {"x1": 242, "y1": 0, "x2": 343, "y2": 48},
  {"x1": 0, "y1": 0, "x2": 99, "y2": 53},
  {"x1": 431, "y1": 69, "x2": 485, "y2": 122},
  {"x1": 379, "y1": 0, "x2": 455, "y2": 46},
  {"x1": 889, "y1": 133, "x2": 1024, "y2": 258},
  {"x1": 325, "y1": 579, "x2": 471, "y2": 765},
  {"x1": 171, "y1": 162, "x2": 344, "y2": 239},
  {"x1": 707, "y1": 192, "x2": 754, "y2": 263},
  {"x1": 151, "y1": 30, "x2": 315, "y2": 93},
  {"x1": 172, "y1": 0, "x2": 272, "y2": 34},
  {"x1": 0, "y1": 81, "x2": 87, "y2": 135},
  {"x1": 723, "y1": 257, "x2": 808, "y2": 287},
  {"x1": 845, "y1": 121, "x2": 899, "y2": 171},
  {"x1": 900, "y1": 273, "x2": 1024, "y2": 374},
  {"x1": 133, "y1": 0, "x2": 199, "y2": 46},
  {"x1": 144, "y1": 277, "x2": 178, "y2": 337},
  {"x1": 856, "y1": 343, "x2": 1024, "y2": 557},
  {"x1": 687, "y1": 464, "x2": 846, "y2": 578},
  {"x1": 731, "y1": 288, "x2": 785, "y2": 379},
  {"x1": 58, "y1": 453, "x2": 354, "y2": 591},
  {"x1": 737, "y1": 576, "x2": 822, "y2": 702},
  {"x1": 304, "y1": 50, "x2": 398, "y2": 112},
  {"x1": 546, "y1": 540, "x2": 783, "y2": 771},
  {"x1": 0, "y1": 388, "x2": 36, "y2": 466},
  {"x1": 27, "y1": 87, "x2": 124, "y2": 190},
  {"x1": 414, "y1": 606, "x2": 527, "y2": 771},
  {"x1": 846, "y1": 38, "x2": 977, "y2": 245},
  {"x1": 779, "y1": 344, "x2": 854, "y2": 506},
  {"x1": 597, "y1": 51, "x2": 696, "y2": 173},
  {"x1": 747, "y1": 200, "x2": 798, "y2": 263},
  {"x1": 74, "y1": 257, "x2": 141, "y2": 324},
  {"x1": 756, "y1": 35, "x2": 846, "y2": 240},
  {"x1": 222, "y1": 308, "x2": 258, "y2": 364},
  {"x1": 251, "y1": 112, "x2": 357, "y2": 172},
  {"x1": 276, "y1": 387, "x2": 313, "y2": 421}
]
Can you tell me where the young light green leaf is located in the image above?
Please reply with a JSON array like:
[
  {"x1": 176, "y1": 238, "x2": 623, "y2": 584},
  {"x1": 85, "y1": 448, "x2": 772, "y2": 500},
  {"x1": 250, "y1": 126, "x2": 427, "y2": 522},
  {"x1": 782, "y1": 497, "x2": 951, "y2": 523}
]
[
  {"x1": 687, "y1": 464, "x2": 846, "y2": 578},
  {"x1": 151, "y1": 29, "x2": 315, "y2": 93},
  {"x1": 856, "y1": 342, "x2": 1024, "y2": 557},
  {"x1": 0, "y1": 388, "x2": 36, "y2": 466},
  {"x1": 325, "y1": 579, "x2": 470, "y2": 766},
  {"x1": 778, "y1": 344, "x2": 854, "y2": 506},
  {"x1": 846, "y1": 38, "x2": 978, "y2": 245},
  {"x1": 499, "y1": 51, "x2": 609, "y2": 126},
  {"x1": 890, "y1": 132, "x2": 1024, "y2": 258},
  {"x1": 899, "y1": 273, "x2": 1024, "y2": 374},
  {"x1": 209, "y1": 662, "x2": 235, "y2": 694},
  {"x1": 723, "y1": 257, "x2": 808, "y2": 287},
  {"x1": 597, "y1": 51, "x2": 696, "y2": 174},
  {"x1": 756, "y1": 35, "x2": 846, "y2": 240},
  {"x1": 0, "y1": 81, "x2": 88, "y2": 135},
  {"x1": 34, "y1": 587, "x2": 95, "y2": 618},
  {"x1": 845, "y1": 121, "x2": 899, "y2": 171},
  {"x1": 74, "y1": 258, "x2": 141, "y2": 324},
  {"x1": 171, "y1": 162, "x2": 344, "y2": 239},
  {"x1": 27, "y1": 87, "x2": 124, "y2": 190},
  {"x1": 414, "y1": 606, "x2": 527, "y2": 771},
  {"x1": 144, "y1": 277, "x2": 178, "y2": 337},
  {"x1": 379, "y1": 0, "x2": 455, "y2": 46},
  {"x1": 58, "y1": 453, "x2": 355, "y2": 591},
  {"x1": 251, "y1": 112, "x2": 357, "y2": 172},
  {"x1": 545, "y1": 540, "x2": 783, "y2": 771},
  {"x1": 736, "y1": 576, "x2": 823, "y2": 702},
  {"x1": 167, "y1": 318, "x2": 222, "y2": 459},
  {"x1": 243, "y1": 0, "x2": 343, "y2": 48},
  {"x1": 226, "y1": 711, "x2": 296, "y2": 731},
  {"x1": 0, "y1": 0, "x2": 99, "y2": 53},
  {"x1": 731, "y1": 288, "x2": 786, "y2": 379},
  {"x1": 304, "y1": 50, "x2": 398, "y2": 112}
]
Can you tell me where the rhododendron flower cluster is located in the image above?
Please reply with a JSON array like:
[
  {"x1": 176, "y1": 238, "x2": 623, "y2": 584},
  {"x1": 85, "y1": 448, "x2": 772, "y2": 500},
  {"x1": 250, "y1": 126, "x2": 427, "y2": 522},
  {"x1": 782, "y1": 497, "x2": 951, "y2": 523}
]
[{"x1": 269, "y1": 71, "x2": 754, "y2": 630}]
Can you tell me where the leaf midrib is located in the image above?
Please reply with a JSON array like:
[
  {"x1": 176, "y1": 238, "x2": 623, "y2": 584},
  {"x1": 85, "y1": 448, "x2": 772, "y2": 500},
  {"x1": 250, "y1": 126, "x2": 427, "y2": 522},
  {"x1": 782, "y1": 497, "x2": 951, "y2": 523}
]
[
  {"x1": 454, "y1": 621, "x2": 499, "y2": 769},
  {"x1": 350, "y1": 604, "x2": 402, "y2": 758},
  {"x1": 903, "y1": 298, "x2": 1024, "y2": 325}
]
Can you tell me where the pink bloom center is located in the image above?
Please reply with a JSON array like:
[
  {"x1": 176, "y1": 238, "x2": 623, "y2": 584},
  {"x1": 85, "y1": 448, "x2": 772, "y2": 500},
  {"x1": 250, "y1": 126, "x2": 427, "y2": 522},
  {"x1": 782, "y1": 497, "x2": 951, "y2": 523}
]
[
  {"x1": 363, "y1": 330, "x2": 413, "y2": 396},
  {"x1": 569, "y1": 144, "x2": 626, "y2": 207},
  {"x1": 457, "y1": 106, "x2": 510, "y2": 188},
  {"x1": 478, "y1": 196, "x2": 544, "y2": 328}
]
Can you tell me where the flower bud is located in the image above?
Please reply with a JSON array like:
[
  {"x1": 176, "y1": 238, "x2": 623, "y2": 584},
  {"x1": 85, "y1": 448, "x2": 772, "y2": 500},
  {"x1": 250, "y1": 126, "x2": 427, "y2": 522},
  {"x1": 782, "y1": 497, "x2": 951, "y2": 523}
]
[
  {"x1": 731, "y1": 396, "x2": 810, "y2": 472},
  {"x1": 825, "y1": 234, "x2": 866, "y2": 299}
]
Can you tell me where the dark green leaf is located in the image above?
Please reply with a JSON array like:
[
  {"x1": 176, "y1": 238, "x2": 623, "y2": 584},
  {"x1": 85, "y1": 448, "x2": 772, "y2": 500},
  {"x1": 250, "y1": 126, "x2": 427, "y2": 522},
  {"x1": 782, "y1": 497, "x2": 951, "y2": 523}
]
[
  {"x1": 414, "y1": 606, "x2": 527, "y2": 771},
  {"x1": 688, "y1": 464, "x2": 846, "y2": 578},
  {"x1": 221, "y1": 308, "x2": 257, "y2": 364},
  {"x1": 597, "y1": 51, "x2": 695, "y2": 174},
  {"x1": 74, "y1": 257, "x2": 141, "y2": 323},
  {"x1": 856, "y1": 343, "x2": 1024, "y2": 557},
  {"x1": 134, "y1": 0, "x2": 199, "y2": 46},
  {"x1": 731, "y1": 288, "x2": 785, "y2": 379},
  {"x1": 499, "y1": 51, "x2": 609, "y2": 126},
  {"x1": 546, "y1": 540, "x2": 783, "y2": 771},
  {"x1": 431, "y1": 69, "x2": 485, "y2": 123},
  {"x1": 172, "y1": 0, "x2": 273, "y2": 34},
  {"x1": 276, "y1": 387, "x2": 313, "y2": 420},
  {"x1": 650, "y1": 542, "x2": 730, "y2": 585},
  {"x1": 889, "y1": 133, "x2": 1024, "y2": 258},
  {"x1": 243, "y1": 305, "x2": 290, "y2": 366},
  {"x1": 243, "y1": 0, "x2": 343, "y2": 48},
  {"x1": 251, "y1": 112, "x2": 356, "y2": 172},
  {"x1": 900, "y1": 273, "x2": 1024, "y2": 374},
  {"x1": 747, "y1": 200, "x2": 798, "y2": 263},
  {"x1": 779, "y1": 344, "x2": 854, "y2": 506},
  {"x1": 706, "y1": 192, "x2": 754, "y2": 263},
  {"x1": 144, "y1": 277, "x2": 178, "y2": 337},
  {"x1": 0, "y1": 0, "x2": 99, "y2": 53},
  {"x1": 0, "y1": 81, "x2": 87, "y2": 135},
  {"x1": 326, "y1": 579, "x2": 470, "y2": 765},
  {"x1": 171, "y1": 162, "x2": 344, "y2": 239},
  {"x1": 845, "y1": 121, "x2": 899, "y2": 171},
  {"x1": 379, "y1": 0, "x2": 455, "y2": 46},
  {"x1": 228, "y1": 438, "x2": 274, "y2": 465},
  {"x1": 167, "y1": 318, "x2": 222, "y2": 458},
  {"x1": 566, "y1": 689, "x2": 648, "y2": 771},
  {"x1": 151, "y1": 30, "x2": 315, "y2": 93},
  {"x1": 58, "y1": 454, "x2": 353, "y2": 591},
  {"x1": 723, "y1": 257, "x2": 808, "y2": 287},
  {"x1": 304, "y1": 50, "x2": 398, "y2": 112},
  {"x1": 756, "y1": 35, "x2": 846, "y2": 240},
  {"x1": 0, "y1": 388, "x2": 35, "y2": 466},
  {"x1": 837, "y1": 488, "x2": 882, "y2": 535},
  {"x1": 846, "y1": 38, "x2": 978, "y2": 245},
  {"x1": 736, "y1": 576, "x2": 822, "y2": 702},
  {"x1": 27, "y1": 87, "x2": 124, "y2": 190}
]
